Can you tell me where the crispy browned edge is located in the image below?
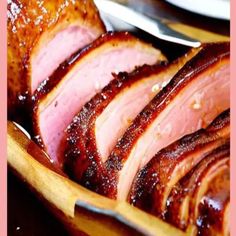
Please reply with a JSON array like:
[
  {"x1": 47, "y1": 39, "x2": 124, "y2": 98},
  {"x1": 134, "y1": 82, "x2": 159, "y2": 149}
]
[
  {"x1": 196, "y1": 167, "x2": 230, "y2": 236},
  {"x1": 32, "y1": 31, "x2": 161, "y2": 150},
  {"x1": 129, "y1": 109, "x2": 230, "y2": 212},
  {"x1": 165, "y1": 143, "x2": 230, "y2": 230},
  {"x1": 8, "y1": 0, "x2": 106, "y2": 122}
]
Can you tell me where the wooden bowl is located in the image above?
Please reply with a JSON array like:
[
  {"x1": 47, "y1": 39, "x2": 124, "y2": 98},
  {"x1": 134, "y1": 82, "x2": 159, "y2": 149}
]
[{"x1": 8, "y1": 121, "x2": 185, "y2": 236}]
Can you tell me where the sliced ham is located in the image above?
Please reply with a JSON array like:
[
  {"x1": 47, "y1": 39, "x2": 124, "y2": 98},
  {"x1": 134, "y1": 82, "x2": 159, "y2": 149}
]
[
  {"x1": 165, "y1": 143, "x2": 230, "y2": 230},
  {"x1": 195, "y1": 167, "x2": 230, "y2": 236},
  {"x1": 33, "y1": 32, "x2": 166, "y2": 167},
  {"x1": 99, "y1": 42, "x2": 229, "y2": 200},
  {"x1": 129, "y1": 109, "x2": 230, "y2": 217},
  {"x1": 64, "y1": 47, "x2": 200, "y2": 185},
  {"x1": 8, "y1": 0, "x2": 105, "y2": 121}
]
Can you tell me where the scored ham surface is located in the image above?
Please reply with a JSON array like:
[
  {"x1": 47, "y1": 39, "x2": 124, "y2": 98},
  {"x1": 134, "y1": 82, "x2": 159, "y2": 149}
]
[
  {"x1": 33, "y1": 32, "x2": 166, "y2": 167},
  {"x1": 129, "y1": 109, "x2": 230, "y2": 219},
  {"x1": 68, "y1": 42, "x2": 229, "y2": 200},
  {"x1": 8, "y1": 0, "x2": 105, "y2": 121},
  {"x1": 64, "y1": 47, "x2": 200, "y2": 186},
  {"x1": 165, "y1": 143, "x2": 230, "y2": 230}
]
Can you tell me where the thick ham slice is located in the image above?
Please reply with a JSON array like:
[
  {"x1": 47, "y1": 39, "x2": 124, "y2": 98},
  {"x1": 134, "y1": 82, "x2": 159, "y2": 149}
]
[
  {"x1": 33, "y1": 32, "x2": 166, "y2": 167},
  {"x1": 165, "y1": 143, "x2": 230, "y2": 230},
  {"x1": 64, "y1": 47, "x2": 200, "y2": 185},
  {"x1": 8, "y1": 0, "x2": 105, "y2": 121},
  {"x1": 129, "y1": 109, "x2": 230, "y2": 218}
]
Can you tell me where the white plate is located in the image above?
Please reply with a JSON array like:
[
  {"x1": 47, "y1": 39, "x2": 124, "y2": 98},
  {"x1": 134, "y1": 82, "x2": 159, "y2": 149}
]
[{"x1": 166, "y1": 0, "x2": 230, "y2": 20}]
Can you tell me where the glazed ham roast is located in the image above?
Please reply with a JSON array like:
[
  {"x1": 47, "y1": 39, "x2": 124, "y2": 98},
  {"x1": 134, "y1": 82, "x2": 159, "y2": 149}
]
[
  {"x1": 130, "y1": 109, "x2": 230, "y2": 235},
  {"x1": 65, "y1": 42, "x2": 229, "y2": 201},
  {"x1": 64, "y1": 47, "x2": 200, "y2": 188},
  {"x1": 8, "y1": 0, "x2": 105, "y2": 120},
  {"x1": 33, "y1": 32, "x2": 166, "y2": 167},
  {"x1": 7, "y1": 1, "x2": 230, "y2": 234}
]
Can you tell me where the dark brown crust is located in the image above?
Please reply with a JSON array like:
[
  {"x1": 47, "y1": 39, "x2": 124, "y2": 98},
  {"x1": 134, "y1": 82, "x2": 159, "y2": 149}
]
[
  {"x1": 8, "y1": 0, "x2": 105, "y2": 123},
  {"x1": 165, "y1": 143, "x2": 230, "y2": 230},
  {"x1": 104, "y1": 42, "x2": 230, "y2": 198},
  {"x1": 63, "y1": 61, "x2": 168, "y2": 190},
  {"x1": 196, "y1": 167, "x2": 230, "y2": 236},
  {"x1": 32, "y1": 31, "x2": 161, "y2": 150},
  {"x1": 129, "y1": 109, "x2": 230, "y2": 215}
]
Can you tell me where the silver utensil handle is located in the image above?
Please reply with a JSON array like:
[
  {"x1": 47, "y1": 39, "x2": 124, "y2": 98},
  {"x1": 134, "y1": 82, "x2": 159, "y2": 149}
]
[{"x1": 152, "y1": 19, "x2": 201, "y2": 47}]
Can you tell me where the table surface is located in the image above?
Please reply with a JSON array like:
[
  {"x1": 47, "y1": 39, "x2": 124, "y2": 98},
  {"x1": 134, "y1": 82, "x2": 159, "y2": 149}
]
[{"x1": 8, "y1": 1, "x2": 230, "y2": 236}]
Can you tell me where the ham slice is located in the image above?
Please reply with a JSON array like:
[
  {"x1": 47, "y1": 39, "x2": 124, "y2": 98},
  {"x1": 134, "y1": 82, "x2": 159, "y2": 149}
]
[
  {"x1": 33, "y1": 32, "x2": 166, "y2": 167},
  {"x1": 8, "y1": 0, "x2": 105, "y2": 121},
  {"x1": 64, "y1": 47, "x2": 199, "y2": 185},
  {"x1": 88, "y1": 42, "x2": 229, "y2": 200},
  {"x1": 195, "y1": 167, "x2": 230, "y2": 236},
  {"x1": 129, "y1": 109, "x2": 230, "y2": 218},
  {"x1": 165, "y1": 143, "x2": 230, "y2": 230}
]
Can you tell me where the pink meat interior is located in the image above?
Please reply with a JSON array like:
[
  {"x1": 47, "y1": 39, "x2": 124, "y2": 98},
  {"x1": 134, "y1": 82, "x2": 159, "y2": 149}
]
[
  {"x1": 116, "y1": 59, "x2": 230, "y2": 200},
  {"x1": 31, "y1": 25, "x2": 99, "y2": 93},
  {"x1": 95, "y1": 71, "x2": 175, "y2": 161},
  {"x1": 38, "y1": 45, "x2": 161, "y2": 165}
]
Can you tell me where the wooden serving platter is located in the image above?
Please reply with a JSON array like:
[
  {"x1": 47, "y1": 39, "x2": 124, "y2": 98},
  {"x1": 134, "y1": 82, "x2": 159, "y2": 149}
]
[{"x1": 7, "y1": 17, "x2": 229, "y2": 235}]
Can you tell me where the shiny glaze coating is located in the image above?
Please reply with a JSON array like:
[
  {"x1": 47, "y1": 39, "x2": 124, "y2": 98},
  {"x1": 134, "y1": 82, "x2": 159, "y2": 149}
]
[
  {"x1": 129, "y1": 109, "x2": 230, "y2": 214},
  {"x1": 8, "y1": 0, "x2": 105, "y2": 121}
]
